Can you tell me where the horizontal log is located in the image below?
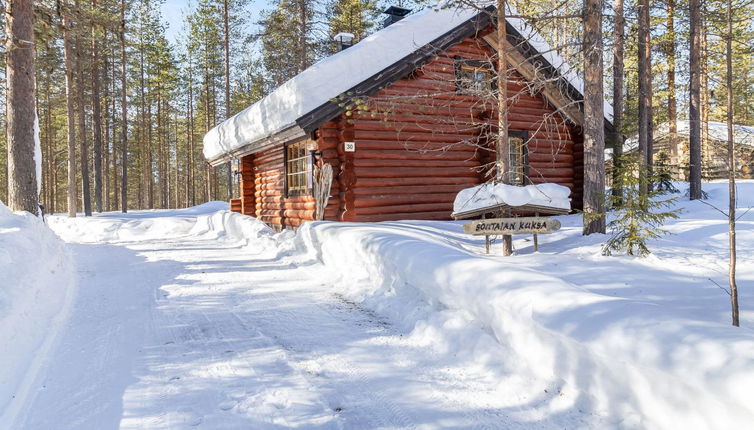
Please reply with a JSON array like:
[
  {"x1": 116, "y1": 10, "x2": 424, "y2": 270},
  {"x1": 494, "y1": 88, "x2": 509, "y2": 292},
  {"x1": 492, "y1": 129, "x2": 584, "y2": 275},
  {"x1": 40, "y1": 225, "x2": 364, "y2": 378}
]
[
  {"x1": 529, "y1": 161, "x2": 573, "y2": 169},
  {"x1": 353, "y1": 166, "x2": 479, "y2": 178},
  {"x1": 355, "y1": 202, "x2": 453, "y2": 216},
  {"x1": 353, "y1": 149, "x2": 478, "y2": 161},
  {"x1": 356, "y1": 176, "x2": 480, "y2": 187},
  {"x1": 354, "y1": 192, "x2": 459, "y2": 208},
  {"x1": 352, "y1": 159, "x2": 479, "y2": 168},
  {"x1": 354, "y1": 130, "x2": 479, "y2": 144},
  {"x1": 528, "y1": 177, "x2": 574, "y2": 187},
  {"x1": 527, "y1": 167, "x2": 573, "y2": 177},
  {"x1": 528, "y1": 155, "x2": 573, "y2": 165},
  {"x1": 352, "y1": 184, "x2": 470, "y2": 196},
  {"x1": 351, "y1": 140, "x2": 480, "y2": 152},
  {"x1": 354, "y1": 211, "x2": 453, "y2": 222},
  {"x1": 257, "y1": 202, "x2": 317, "y2": 210},
  {"x1": 354, "y1": 119, "x2": 483, "y2": 135}
]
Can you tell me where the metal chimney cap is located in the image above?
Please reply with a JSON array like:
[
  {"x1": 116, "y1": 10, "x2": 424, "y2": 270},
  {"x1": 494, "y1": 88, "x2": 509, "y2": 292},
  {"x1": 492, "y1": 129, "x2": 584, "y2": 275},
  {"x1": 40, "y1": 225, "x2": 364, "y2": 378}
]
[
  {"x1": 383, "y1": 6, "x2": 411, "y2": 16},
  {"x1": 333, "y1": 32, "x2": 355, "y2": 43}
]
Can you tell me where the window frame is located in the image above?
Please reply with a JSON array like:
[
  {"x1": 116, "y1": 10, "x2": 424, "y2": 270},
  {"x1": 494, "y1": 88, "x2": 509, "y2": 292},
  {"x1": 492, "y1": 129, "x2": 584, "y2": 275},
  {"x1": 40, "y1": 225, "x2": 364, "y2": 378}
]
[
  {"x1": 508, "y1": 130, "x2": 529, "y2": 185},
  {"x1": 284, "y1": 140, "x2": 315, "y2": 198},
  {"x1": 454, "y1": 58, "x2": 496, "y2": 95}
]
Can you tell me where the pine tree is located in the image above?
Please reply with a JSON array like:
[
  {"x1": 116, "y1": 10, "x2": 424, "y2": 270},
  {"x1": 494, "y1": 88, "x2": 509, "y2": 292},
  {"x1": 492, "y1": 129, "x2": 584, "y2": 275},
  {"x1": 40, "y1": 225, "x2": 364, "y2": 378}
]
[
  {"x1": 5, "y1": 0, "x2": 39, "y2": 215},
  {"x1": 259, "y1": 0, "x2": 321, "y2": 88},
  {"x1": 327, "y1": 0, "x2": 379, "y2": 46},
  {"x1": 602, "y1": 154, "x2": 680, "y2": 257}
]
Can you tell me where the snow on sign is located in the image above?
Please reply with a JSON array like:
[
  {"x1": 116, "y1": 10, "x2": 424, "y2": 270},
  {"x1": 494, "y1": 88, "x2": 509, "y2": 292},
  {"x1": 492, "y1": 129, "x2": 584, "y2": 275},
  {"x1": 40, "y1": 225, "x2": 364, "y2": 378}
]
[{"x1": 463, "y1": 217, "x2": 561, "y2": 235}]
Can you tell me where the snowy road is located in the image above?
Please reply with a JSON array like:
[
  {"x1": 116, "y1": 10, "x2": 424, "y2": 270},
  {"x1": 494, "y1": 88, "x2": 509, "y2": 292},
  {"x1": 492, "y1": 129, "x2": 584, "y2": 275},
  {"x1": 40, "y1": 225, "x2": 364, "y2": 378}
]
[{"x1": 14, "y1": 210, "x2": 578, "y2": 430}]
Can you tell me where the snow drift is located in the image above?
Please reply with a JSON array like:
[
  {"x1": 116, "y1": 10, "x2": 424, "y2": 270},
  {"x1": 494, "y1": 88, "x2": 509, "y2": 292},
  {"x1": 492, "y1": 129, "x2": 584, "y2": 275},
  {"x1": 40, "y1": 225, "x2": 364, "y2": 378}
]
[
  {"x1": 35, "y1": 182, "x2": 754, "y2": 429},
  {"x1": 0, "y1": 202, "x2": 76, "y2": 426},
  {"x1": 156, "y1": 185, "x2": 753, "y2": 429}
]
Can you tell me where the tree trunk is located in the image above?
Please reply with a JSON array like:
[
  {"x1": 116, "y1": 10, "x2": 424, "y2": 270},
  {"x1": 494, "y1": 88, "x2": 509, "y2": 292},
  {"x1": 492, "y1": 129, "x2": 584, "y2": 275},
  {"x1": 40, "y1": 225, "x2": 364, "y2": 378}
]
[
  {"x1": 91, "y1": 4, "x2": 103, "y2": 213},
  {"x1": 725, "y1": 0, "x2": 738, "y2": 327},
  {"x1": 582, "y1": 0, "x2": 606, "y2": 235},
  {"x1": 496, "y1": 0, "x2": 512, "y2": 255},
  {"x1": 688, "y1": 0, "x2": 702, "y2": 199},
  {"x1": 74, "y1": 26, "x2": 92, "y2": 217},
  {"x1": 297, "y1": 0, "x2": 308, "y2": 72},
  {"x1": 701, "y1": 25, "x2": 710, "y2": 177},
  {"x1": 666, "y1": 0, "x2": 678, "y2": 168},
  {"x1": 120, "y1": 0, "x2": 128, "y2": 212},
  {"x1": 223, "y1": 0, "x2": 233, "y2": 201},
  {"x1": 5, "y1": 0, "x2": 38, "y2": 215},
  {"x1": 637, "y1": 0, "x2": 652, "y2": 196},
  {"x1": 187, "y1": 62, "x2": 195, "y2": 207},
  {"x1": 103, "y1": 52, "x2": 111, "y2": 211},
  {"x1": 63, "y1": 5, "x2": 77, "y2": 217},
  {"x1": 611, "y1": 0, "x2": 625, "y2": 203}
]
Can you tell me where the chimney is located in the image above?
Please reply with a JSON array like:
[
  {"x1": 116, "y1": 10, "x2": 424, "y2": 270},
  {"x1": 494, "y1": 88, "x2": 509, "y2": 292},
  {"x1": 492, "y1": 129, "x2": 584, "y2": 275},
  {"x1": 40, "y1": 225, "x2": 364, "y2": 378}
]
[
  {"x1": 333, "y1": 32, "x2": 355, "y2": 51},
  {"x1": 382, "y1": 6, "x2": 411, "y2": 28}
]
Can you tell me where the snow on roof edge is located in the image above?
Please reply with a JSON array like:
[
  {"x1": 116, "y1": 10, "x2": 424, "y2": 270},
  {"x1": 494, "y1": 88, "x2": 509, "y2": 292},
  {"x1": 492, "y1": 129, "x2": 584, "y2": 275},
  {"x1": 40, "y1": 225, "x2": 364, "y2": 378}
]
[{"x1": 204, "y1": 6, "x2": 615, "y2": 162}]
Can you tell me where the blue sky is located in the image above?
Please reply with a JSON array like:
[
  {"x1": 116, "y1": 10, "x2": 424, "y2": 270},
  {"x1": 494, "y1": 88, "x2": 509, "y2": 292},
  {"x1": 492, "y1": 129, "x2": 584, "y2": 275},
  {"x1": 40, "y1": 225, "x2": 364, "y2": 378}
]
[
  {"x1": 160, "y1": 0, "x2": 265, "y2": 44},
  {"x1": 160, "y1": 0, "x2": 189, "y2": 43}
]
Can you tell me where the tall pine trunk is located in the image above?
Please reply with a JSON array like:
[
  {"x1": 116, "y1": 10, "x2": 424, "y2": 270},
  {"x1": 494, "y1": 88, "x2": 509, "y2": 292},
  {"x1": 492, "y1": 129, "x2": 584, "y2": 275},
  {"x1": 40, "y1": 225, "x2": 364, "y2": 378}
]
[
  {"x1": 120, "y1": 0, "x2": 129, "y2": 212},
  {"x1": 74, "y1": 27, "x2": 92, "y2": 216},
  {"x1": 611, "y1": 0, "x2": 625, "y2": 203},
  {"x1": 666, "y1": 0, "x2": 678, "y2": 168},
  {"x1": 91, "y1": 0, "x2": 104, "y2": 213},
  {"x1": 637, "y1": 0, "x2": 653, "y2": 196},
  {"x1": 688, "y1": 0, "x2": 702, "y2": 199},
  {"x1": 5, "y1": 0, "x2": 38, "y2": 215},
  {"x1": 725, "y1": 0, "x2": 738, "y2": 327},
  {"x1": 186, "y1": 61, "x2": 196, "y2": 207},
  {"x1": 582, "y1": 0, "x2": 606, "y2": 235},
  {"x1": 496, "y1": 0, "x2": 512, "y2": 255},
  {"x1": 223, "y1": 0, "x2": 233, "y2": 201},
  {"x1": 63, "y1": 4, "x2": 77, "y2": 217}
]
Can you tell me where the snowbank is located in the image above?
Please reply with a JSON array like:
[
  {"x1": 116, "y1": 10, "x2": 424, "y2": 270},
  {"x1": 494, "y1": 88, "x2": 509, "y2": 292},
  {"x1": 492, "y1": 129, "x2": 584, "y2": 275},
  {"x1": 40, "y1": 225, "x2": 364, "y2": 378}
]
[
  {"x1": 0, "y1": 202, "x2": 76, "y2": 426},
  {"x1": 183, "y1": 183, "x2": 753, "y2": 428},
  {"x1": 34, "y1": 181, "x2": 753, "y2": 428},
  {"x1": 294, "y1": 220, "x2": 754, "y2": 429},
  {"x1": 453, "y1": 182, "x2": 571, "y2": 214}
]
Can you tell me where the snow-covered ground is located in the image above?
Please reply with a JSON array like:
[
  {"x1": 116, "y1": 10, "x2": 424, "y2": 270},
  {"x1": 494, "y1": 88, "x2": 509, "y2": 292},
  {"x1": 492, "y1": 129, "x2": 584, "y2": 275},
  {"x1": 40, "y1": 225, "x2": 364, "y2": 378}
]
[
  {"x1": 0, "y1": 202, "x2": 75, "y2": 429},
  {"x1": 3, "y1": 181, "x2": 753, "y2": 429}
]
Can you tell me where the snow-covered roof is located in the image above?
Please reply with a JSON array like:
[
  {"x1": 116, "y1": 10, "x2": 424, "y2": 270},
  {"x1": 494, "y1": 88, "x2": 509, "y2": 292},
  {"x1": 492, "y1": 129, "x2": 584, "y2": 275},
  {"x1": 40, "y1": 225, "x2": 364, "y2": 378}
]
[
  {"x1": 453, "y1": 183, "x2": 571, "y2": 216},
  {"x1": 625, "y1": 120, "x2": 754, "y2": 150},
  {"x1": 203, "y1": 6, "x2": 614, "y2": 164}
]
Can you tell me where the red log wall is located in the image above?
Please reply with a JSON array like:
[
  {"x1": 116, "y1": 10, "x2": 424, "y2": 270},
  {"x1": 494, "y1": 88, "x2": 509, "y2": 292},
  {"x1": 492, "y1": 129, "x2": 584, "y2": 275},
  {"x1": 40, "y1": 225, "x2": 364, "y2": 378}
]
[{"x1": 233, "y1": 33, "x2": 584, "y2": 227}]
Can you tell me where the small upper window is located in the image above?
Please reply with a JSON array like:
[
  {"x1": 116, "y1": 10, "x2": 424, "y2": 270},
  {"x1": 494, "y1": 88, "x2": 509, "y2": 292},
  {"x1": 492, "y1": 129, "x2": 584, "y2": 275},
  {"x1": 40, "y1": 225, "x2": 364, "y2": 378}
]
[
  {"x1": 455, "y1": 60, "x2": 494, "y2": 95},
  {"x1": 286, "y1": 140, "x2": 314, "y2": 196}
]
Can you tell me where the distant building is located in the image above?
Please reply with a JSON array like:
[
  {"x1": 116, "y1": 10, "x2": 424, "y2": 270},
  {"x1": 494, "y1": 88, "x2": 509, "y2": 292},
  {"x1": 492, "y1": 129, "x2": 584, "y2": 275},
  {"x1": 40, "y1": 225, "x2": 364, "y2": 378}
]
[{"x1": 625, "y1": 120, "x2": 754, "y2": 180}]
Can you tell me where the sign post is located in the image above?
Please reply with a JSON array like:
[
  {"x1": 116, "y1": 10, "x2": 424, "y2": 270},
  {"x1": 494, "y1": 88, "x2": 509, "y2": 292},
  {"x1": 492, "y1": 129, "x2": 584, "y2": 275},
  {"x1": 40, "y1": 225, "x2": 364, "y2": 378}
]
[{"x1": 463, "y1": 217, "x2": 561, "y2": 254}]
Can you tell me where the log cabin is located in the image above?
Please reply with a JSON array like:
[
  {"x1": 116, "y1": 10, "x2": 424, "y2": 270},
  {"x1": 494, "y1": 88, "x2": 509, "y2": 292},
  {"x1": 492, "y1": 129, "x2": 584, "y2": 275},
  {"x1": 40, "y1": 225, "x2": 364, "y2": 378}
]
[{"x1": 203, "y1": 6, "x2": 615, "y2": 229}]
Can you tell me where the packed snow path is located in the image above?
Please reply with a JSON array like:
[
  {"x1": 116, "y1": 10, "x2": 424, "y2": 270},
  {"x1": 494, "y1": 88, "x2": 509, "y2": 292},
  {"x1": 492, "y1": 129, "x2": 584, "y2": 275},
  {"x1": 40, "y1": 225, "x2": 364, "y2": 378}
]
[{"x1": 14, "y1": 208, "x2": 598, "y2": 430}]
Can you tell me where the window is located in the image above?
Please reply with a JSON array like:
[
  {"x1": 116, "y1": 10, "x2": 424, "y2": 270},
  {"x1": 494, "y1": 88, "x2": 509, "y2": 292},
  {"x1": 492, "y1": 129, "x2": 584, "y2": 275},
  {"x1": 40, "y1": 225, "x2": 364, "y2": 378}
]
[
  {"x1": 285, "y1": 140, "x2": 314, "y2": 196},
  {"x1": 508, "y1": 131, "x2": 528, "y2": 185},
  {"x1": 455, "y1": 59, "x2": 494, "y2": 95}
]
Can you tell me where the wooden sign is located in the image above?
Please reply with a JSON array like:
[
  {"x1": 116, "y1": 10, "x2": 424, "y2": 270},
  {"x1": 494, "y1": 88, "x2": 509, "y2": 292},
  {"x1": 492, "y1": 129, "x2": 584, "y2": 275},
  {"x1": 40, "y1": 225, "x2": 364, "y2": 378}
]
[{"x1": 463, "y1": 217, "x2": 561, "y2": 235}]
